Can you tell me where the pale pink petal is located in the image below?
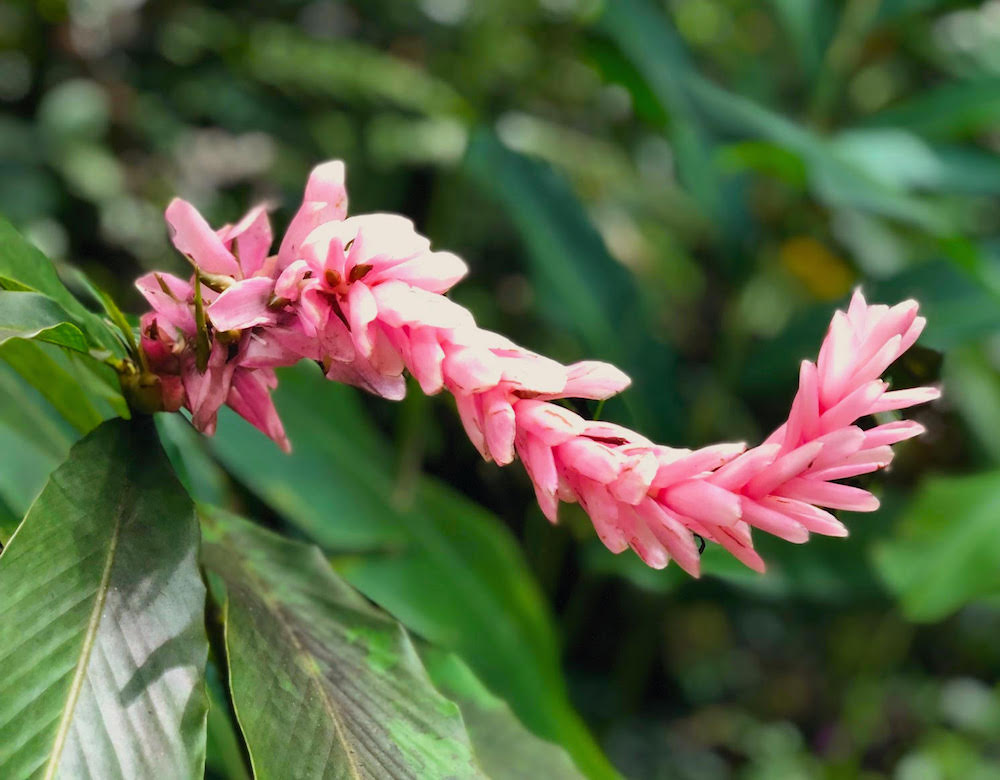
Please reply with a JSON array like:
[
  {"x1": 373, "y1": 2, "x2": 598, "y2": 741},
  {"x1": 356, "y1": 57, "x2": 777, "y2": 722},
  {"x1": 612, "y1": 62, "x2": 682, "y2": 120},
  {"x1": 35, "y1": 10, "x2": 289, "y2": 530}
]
[
  {"x1": 817, "y1": 311, "x2": 856, "y2": 409},
  {"x1": 482, "y1": 389, "x2": 516, "y2": 465},
  {"x1": 517, "y1": 432, "x2": 559, "y2": 522},
  {"x1": 442, "y1": 345, "x2": 503, "y2": 393},
  {"x1": 651, "y1": 442, "x2": 746, "y2": 489},
  {"x1": 407, "y1": 328, "x2": 446, "y2": 395},
  {"x1": 227, "y1": 369, "x2": 290, "y2": 453},
  {"x1": 661, "y1": 479, "x2": 743, "y2": 527},
  {"x1": 863, "y1": 420, "x2": 926, "y2": 448},
  {"x1": 637, "y1": 500, "x2": 702, "y2": 577},
  {"x1": 513, "y1": 400, "x2": 585, "y2": 445},
  {"x1": 574, "y1": 476, "x2": 629, "y2": 553},
  {"x1": 740, "y1": 497, "x2": 809, "y2": 543},
  {"x1": 744, "y1": 440, "x2": 824, "y2": 499},
  {"x1": 709, "y1": 443, "x2": 780, "y2": 492},
  {"x1": 856, "y1": 300, "x2": 918, "y2": 367},
  {"x1": 223, "y1": 205, "x2": 272, "y2": 277},
  {"x1": 184, "y1": 342, "x2": 237, "y2": 435},
  {"x1": 774, "y1": 477, "x2": 880, "y2": 512},
  {"x1": 279, "y1": 160, "x2": 348, "y2": 267},
  {"x1": 608, "y1": 448, "x2": 658, "y2": 505},
  {"x1": 455, "y1": 391, "x2": 488, "y2": 459},
  {"x1": 618, "y1": 507, "x2": 670, "y2": 569},
  {"x1": 274, "y1": 259, "x2": 311, "y2": 302},
  {"x1": 808, "y1": 426, "x2": 866, "y2": 469},
  {"x1": 369, "y1": 250, "x2": 468, "y2": 293},
  {"x1": 557, "y1": 438, "x2": 622, "y2": 484},
  {"x1": 806, "y1": 445, "x2": 894, "y2": 482},
  {"x1": 346, "y1": 281, "x2": 379, "y2": 358},
  {"x1": 324, "y1": 356, "x2": 406, "y2": 401},
  {"x1": 898, "y1": 316, "x2": 927, "y2": 354},
  {"x1": 782, "y1": 360, "x2": 821, "y2": 450},
  {"x1": 817, "y1": 380, "x2": 886, "y2": 432},
  {"x1": 371, "y1": 280, "x2": 475, "y2": 330},
  {"x1": 762, "y1": 496, "x2": 848, "y2": 537},
  {"x1": 558, "y1": 361, "x2": 631, "y2": 400},
  {"x1": 165, "y1": 198, "x2": 241, "y2": 277},
  {"x1": 208, "y1": 277, "x2": 278, "y2": 332},
  {"x1": 713, "y1": 526, "x2": 766, "y2": 573},
  {"x1": 135, "y1": 272, "x2": 195, "y2": 333},
  {"x1": 868, "y1": 386, "x2": 941, "y2": 413}
]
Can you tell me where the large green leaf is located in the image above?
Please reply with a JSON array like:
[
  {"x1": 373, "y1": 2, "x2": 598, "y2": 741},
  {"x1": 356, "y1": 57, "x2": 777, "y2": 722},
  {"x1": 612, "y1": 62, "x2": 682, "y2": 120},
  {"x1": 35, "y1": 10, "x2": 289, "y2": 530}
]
[
  {"x1": 420, "y1": 648, "x2": 584, "y2": 780},
  {"x1": 0, "y1": 291, "x2": 90, "y2": 354},
  {"x1": 0, "y1": 217, "x2": 123, "y2": 356},
  {"x1": 0, "y1": 417, "x2": 208, "y2": 779},
  {"x1": 874, "y1": 471, "x2": 1000, "y2": 622},
  {"x1": 200, "y1": 506, "x2": 485, "y2": 779},
  {"x1": 208, "y1": 364, "x2": 618, "y2": 779},
  {"x1": 0, "y1": 340, "x2": 106, "y2": 434}
]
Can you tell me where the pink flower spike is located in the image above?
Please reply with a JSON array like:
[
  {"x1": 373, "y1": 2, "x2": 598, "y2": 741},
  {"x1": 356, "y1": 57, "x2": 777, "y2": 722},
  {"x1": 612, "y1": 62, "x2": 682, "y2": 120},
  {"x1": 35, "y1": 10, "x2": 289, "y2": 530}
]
[
  {"x1": 208, "y1": 277, "x2": 279, "y2": 332},
  {"x1": 165, "y1": 198, "x2": 241, "y2": 277}
]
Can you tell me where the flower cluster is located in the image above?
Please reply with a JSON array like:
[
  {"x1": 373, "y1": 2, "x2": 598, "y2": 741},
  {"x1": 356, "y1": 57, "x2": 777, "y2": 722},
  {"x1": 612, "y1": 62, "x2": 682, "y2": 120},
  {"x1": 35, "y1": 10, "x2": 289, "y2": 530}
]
[{"x1": 138, "y1": 161, "x2": 939, "y2": 574}]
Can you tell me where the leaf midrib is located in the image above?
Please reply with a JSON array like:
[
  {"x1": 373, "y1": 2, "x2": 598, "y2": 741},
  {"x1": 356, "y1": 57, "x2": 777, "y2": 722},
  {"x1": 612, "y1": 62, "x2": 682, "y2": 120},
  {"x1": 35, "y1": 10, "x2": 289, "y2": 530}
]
[
  {"x1": 224, "y1": 546, "x2": 365, "y2": 780},
  {"x1": 42, "y1": 483, "x2": 129, "y2": 780}
]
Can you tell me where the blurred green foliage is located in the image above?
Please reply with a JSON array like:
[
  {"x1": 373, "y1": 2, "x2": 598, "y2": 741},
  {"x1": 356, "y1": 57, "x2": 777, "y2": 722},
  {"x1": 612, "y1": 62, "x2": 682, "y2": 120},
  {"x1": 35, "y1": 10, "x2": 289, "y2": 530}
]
[{"x1": 2, "y1": 0, "x2": 1000, "y2": 776}]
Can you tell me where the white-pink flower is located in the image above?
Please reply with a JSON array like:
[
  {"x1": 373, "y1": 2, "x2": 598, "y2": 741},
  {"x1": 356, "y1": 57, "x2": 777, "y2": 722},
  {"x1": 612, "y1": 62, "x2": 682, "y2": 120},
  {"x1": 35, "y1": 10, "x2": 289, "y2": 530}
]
[{"x1": 138, "y1": 161, "x2": 939, "y2": 574}]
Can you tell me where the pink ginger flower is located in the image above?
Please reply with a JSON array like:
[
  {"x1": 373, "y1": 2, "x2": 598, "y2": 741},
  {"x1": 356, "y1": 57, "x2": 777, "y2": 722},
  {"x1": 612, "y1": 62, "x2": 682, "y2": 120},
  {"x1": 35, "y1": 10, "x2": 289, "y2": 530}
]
[
  {"x1": 509, "y1": 290, "x2": 939, "y2": 574},
  {"x1": 138, "y1": 161, "x2": 940, "y2": 574}
]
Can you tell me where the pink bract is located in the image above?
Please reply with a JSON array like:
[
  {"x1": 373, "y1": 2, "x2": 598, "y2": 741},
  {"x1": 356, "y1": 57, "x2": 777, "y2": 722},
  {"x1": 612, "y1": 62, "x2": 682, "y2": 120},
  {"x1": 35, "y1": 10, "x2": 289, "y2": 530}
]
[{"x1": 138, "y1": 161, "x2": 939, "y2": 574}]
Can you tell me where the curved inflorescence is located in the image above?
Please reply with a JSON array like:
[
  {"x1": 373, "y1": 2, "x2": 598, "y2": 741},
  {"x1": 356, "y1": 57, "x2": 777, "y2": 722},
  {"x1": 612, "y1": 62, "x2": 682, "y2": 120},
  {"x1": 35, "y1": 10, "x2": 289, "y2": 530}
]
[{"x1": 138, "y1": 161, "x2": 940, "y2": 575}]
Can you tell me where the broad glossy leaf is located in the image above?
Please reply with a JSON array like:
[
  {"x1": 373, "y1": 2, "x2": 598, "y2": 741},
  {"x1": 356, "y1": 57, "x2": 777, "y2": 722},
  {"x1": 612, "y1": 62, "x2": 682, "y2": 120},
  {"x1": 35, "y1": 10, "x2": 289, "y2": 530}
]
[
  {"x1": 0, "y1": 291, "x2": 90, "y2": 353},
  {"x1": 874, "y1": 471, "x2": 1000, "y2": 622},
  {"x1": 0, "y1": 217, "x2": 123, "y2": 356},
  {"x1": 209, "y1": 364, "x2": 618, "y2": 780},
  {"x1": 420, "y1": 649, "x2": 584, "y2": 780},
  {"x1": 200, "y1": 506, "x2": 485, "y2": 779},
  {"x1": 0, "y1": 417, "x2": 208, "y2": 779}
]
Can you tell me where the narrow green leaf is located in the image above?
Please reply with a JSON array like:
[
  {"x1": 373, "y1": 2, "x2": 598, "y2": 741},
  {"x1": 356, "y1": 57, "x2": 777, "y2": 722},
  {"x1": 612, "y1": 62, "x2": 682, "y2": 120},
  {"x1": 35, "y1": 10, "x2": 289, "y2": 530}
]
[
  {"x1": 864, "y1": 78, "x2": 1000, "y2": 140},
  {"x1": 0, "y1": 290, "x2": 90, "y2": 353},
  {"x1": 200, "y1": 506, "x2": 485, "y2": 780},
  {"x1": 209, "y1": 364, "x2": 618, "y2": 780},
  {"x1": 874, "y1": 471, "x2": 1000, "y2": 622},
  {"x1": 420, "y1": 649, "x2": 584, "y2": 780},
  {"x1": 0, "y1": 417, "x2": 208, "y2": 779},
  {"x1": 0, "y1": 216, "x2": 123, "y2": 356}
]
